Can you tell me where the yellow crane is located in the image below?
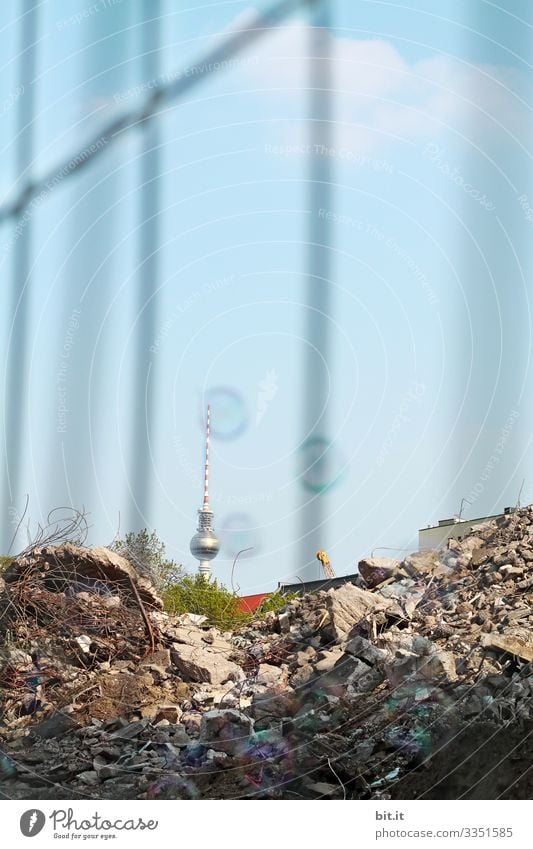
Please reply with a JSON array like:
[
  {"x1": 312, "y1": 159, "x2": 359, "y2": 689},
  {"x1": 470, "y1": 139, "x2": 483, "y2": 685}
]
[{"x1": 315, "y1": 549, "x2": 335, "y2": 579}]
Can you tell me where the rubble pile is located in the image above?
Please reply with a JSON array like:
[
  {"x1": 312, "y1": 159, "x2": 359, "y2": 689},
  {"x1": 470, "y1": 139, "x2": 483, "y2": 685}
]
[{"x1": 0, "y1": 509, "x2": 532, "y2": 800}]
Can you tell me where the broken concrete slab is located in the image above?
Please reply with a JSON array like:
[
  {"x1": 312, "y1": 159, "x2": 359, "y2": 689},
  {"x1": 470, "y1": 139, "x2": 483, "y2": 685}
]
[
  {"x1": 3, "y1": 543, "x2": 163, "y2": 610},
  {"x1": 325, "y1": 582, "x2": 393, "y2": 640},
  {"x1": 170, "y1": 642, "x2": 243, "y2": 685},
  {"x1": 358, "y1": 556, "x2": 403, "y2": 588},
  {"x1": 199, "y1": 709, "x2": 253, "y2": 755},
  {"x1": 480, "y1": 632, "x2": 533, "y2": 663}
]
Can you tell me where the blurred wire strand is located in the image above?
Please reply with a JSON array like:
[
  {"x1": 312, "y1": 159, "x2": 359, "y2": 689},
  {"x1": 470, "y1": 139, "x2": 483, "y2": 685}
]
[{"x1": 0, "y1": 0, "x2": 318, "y2": 225}]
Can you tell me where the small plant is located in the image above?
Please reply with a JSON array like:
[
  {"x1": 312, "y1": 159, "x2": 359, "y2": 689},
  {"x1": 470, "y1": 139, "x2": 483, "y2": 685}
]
[
  {"x1": 254, "y1": 590, "x2": 298, "y2": 618},
  {"x1": 0, "y1": 555, "x2": 12, "y2": 575},
  {"x1": 111, "y1": 529, "x2": 183, "y2": 591},
  {"x1": 162, "y1": 573, "x2": 250, "y2": 630}
]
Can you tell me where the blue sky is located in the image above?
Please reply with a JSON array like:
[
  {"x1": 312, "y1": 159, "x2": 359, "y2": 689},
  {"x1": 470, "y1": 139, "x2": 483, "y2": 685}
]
[{"x1": 1, "y1": 0, "x2": 533, "y2": 592}]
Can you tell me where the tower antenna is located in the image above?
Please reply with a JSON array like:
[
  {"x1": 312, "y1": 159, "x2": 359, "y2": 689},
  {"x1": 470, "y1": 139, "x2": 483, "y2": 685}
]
[
  {"x1": 203, "y1": 403, "x2": 211, "y2": 509},
  {"x1": 190, "y1": 404, "x2": 220, "y2": 578}
]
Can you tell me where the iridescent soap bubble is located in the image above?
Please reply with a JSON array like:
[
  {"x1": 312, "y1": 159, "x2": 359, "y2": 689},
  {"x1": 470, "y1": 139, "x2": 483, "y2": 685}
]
[
  {"x1": 220, "y1": 513, "x2": 259, "y2": 559},
  {"x1": 299, "y1": 436, "x2": 347, "y2": 493},
  {"x1": 0, "y1": 754, "x2": 17, "y2": 780},
  {"x1": 200, "y1": 387, "x2": 247, "y2": 440}
]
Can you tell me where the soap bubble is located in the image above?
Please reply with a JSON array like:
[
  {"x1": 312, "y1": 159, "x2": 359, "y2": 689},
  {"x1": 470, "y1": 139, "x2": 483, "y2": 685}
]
[
  {"x1": 0, "y1": 754, "x2": 17, "y2": 780},
  {"x1": 220, "y1": 513, "x2": 259, "y2": 558},
  {"x1": 299, "y1": 436, "x2": 347, "y2": 493},
  {"x1": 200, "y1": 387, "x2": 247, "y2": 440}
]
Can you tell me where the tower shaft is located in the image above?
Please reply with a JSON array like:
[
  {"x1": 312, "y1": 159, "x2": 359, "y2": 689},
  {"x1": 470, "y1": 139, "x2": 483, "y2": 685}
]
[{"x1": 190, "y1": 404, "x2": 220, "y2": 578}]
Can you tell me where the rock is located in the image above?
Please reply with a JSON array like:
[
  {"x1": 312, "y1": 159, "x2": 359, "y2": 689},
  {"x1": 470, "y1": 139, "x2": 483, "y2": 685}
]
[
  {"x1": 140, "y1": 649, "x2": 171, "y2": 669},
  {"x1": 290, "y1": 665, "x2": 316, "y2": 688},
  {"x1": 314, "y1": 648, "x2": 344, "y2": 673},
  {"x1": 199, "y1": 709, "x2": 254, "y2": 755},
  {"x1": 74, "y1": 635, "x2": 92, "y2": 653},
  {"x1": 480, "y1": 632, "x2": 533, "y2": 663},
  {"x1": 256, "y1": 664, "x2": 288, "y2": 687},
  {"x1": 402, "y1": 550, "x2": 440, "y2": 576},
  {"x1": 385, "y1": 649, "x2": 457, "y2": 686},
  {"x1": 140, "y1": 704, "x2": 181, "y2": 724},
  {"x1": 293, "y1": 647, "x2": 316, "y2": 666},
  {"x1": 345, "y1": 635, "x2": 387, "y2": 665},
  {"x1": 325, "y1": 582, "x2": 393, "y2": 641},
  {"x1": 77, "y1": 770, "x2": 99, "y2": 785},
  {"x1": 154, "y1": 705, "x2": 181, "y2": 724},
  {"x1": 206, "y1": 748, "x2": 229, "y2": 765},
  {"x1": 347, "y1": 665, "x2": 384, "y2": 694},
  {"x1": 97, "y1": 765, "x2": 120, "y2": 780},
  {"x1": 28, "y1": 711, "x2": 77, "y2": 740},
  {"x1": 177, "y1": 613, "x2": 208, "y2": 627},
  {"x1": 471, "y1": 547, "x2": 490, "y2": 566},
  {"x1": 5, "y1": 649, "x2": 33, "y2": 670},
  {"x1": 108, "y1": 720, "x2": 147, "y2": 740},
  {"x1": 333, "y1": 654, "x2": 370, "y2": 681},
  {"x1": 278, "y1": 612, "x2": 290, "y2": 633},
  {"x1": 181, "y1": 712, "x2": 202, "y2": 735},
  {"x1": 425, "y1": 651, "x2": 458, "y2": 681},
  {"x1": 169, "y1": 725, "x2": 192, "y2": 747},
  {"x1": 251, "y1": 691, "x2": 296, "y2": 719},
  {"x1": 102, "y1": 596, "x2": 121, "y2": 608},
  {"x1": 3, "y1": 543, "x2": 163, "y2": 609},
  {"x1": 170, "y1": 642, "x2": 243, "y2": 685},
  {"x1": 358, "y1": 556, "x2": 402, "y2": 587}
]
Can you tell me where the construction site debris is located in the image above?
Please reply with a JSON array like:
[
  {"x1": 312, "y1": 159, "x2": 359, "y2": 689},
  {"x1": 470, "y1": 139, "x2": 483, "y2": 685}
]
[{"x1": 1, "y1": 507, "x2": 532, "y2": 800}]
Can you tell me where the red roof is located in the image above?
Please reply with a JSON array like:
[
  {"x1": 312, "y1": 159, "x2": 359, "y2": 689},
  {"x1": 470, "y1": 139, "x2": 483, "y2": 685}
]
[{"x1": 237, "y1": 593, "x2": 270, "y2": 614}]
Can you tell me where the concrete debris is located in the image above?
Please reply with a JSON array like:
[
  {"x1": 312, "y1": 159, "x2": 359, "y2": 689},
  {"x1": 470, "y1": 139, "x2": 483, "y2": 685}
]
[
  {"x1": 1, "y1": 506, "x2": 532, "y2": 800},
  {"x1": 480, "y1": 632, "x2": 533, "y2": 663},
  {"x1": 199, "y1": 709, "x2": 254, "y2": 755},
  {"x1": 170, "y1": 642, "x2": 243, "y2": 686},
  {"x1": 358, "y1": 556, "x2": 404, "y2": 587},
  {"x1": 325, "y1": 582, "x2": 395, "y2": 640}
]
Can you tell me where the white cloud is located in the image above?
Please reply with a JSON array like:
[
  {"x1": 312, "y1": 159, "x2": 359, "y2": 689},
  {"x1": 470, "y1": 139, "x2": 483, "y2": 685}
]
[{"x1": 237, "y1": 19, "x2": 532, "y2": 154}]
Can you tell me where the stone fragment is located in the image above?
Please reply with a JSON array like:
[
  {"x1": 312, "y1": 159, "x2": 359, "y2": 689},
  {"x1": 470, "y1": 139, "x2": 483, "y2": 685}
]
[
  {"x1": 5, "y1": 649, "x2": 33, "y2": 670},
  {"x1": 290, "y1": 665, "x2": 315, "y2": 688},
  {"x1": 170, "y1": 642, "x2": 243, "y2": 685},
  {"x1": 108, "y1": 720, "x2": 147, "y2": 740},
  {"x1": 358, "y1": 556, "x2": 402, "y2": 587},
  {"x1": 74, "y1": 635, "x2": 92, "y2": 653},
  {"x1": 251, "y1": 691, "x2": 296, "y2": 719},
  {"x1": 256, "y1": 664, "x2": 288, "y2": 687},
  {"x1": 278, "y1": 612, "x2": 290, "y2": 633},
  {"x1": 345, "y1": 635, "x2": 387, "y2": 665},
  {"x1": 77, "y1": 770, "x2": 99, "y2": 785},
  {"x1": 480, "y1": 632, "x2": 533, "y2": 662},
  {"x1": 199, "y1": 709, "x2": 254, "y2": 755},
  {"x1": 140, "y1": 648, "x2": 171, "y2": 669},
  {"x1": 314, "y1": 648, "x2": 344, "y2": 673},
  {"x1": 325, "y1": 583, "x2": 393, "y2": 641},
  {"x1": 347, "y1": 667, "x2": 384, "y2": 694}
]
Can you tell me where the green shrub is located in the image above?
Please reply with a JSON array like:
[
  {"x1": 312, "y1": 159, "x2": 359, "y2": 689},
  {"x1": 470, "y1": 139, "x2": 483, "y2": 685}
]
[
  {"x1": 112, "y1": 529, "x2": 183, "y2": 591},
  {"x1": 255, "y1": 591, "x2": 298, "y2": 617},
  {"x1": 0, "y1": 555, "x2": 12, "y2": 575},
  {"x1": 162, "y1": 573, "x2": 250, "y2": 630}
]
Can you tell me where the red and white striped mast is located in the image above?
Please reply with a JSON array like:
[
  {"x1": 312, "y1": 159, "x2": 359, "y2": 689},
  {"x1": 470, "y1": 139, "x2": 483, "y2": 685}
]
[
  {"x1": 190, "y1": 403, "x2": 220, "y2": 578},
  {"x1": 202, "y1": 403, "x2": 211, "y2": 510}
]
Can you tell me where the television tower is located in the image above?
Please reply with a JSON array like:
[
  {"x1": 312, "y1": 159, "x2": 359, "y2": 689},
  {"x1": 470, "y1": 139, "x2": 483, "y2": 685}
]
[{"x1": 190, "y1": 404, "x2": 220, "y2": 578}]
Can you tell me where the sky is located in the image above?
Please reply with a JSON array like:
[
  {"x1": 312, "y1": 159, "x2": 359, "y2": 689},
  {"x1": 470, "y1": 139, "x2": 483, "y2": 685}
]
[{"x1": 1, "y1": 0, "x2": 533, "y2": 592}]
